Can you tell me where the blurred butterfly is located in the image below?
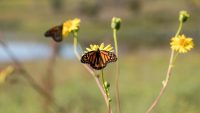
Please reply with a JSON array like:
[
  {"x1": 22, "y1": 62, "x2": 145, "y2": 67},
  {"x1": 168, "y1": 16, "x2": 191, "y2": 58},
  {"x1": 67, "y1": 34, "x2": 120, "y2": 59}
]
[
  {"x1": 44, "y1": 25, "x2": 63, "y2": 42},
  {"x1": 81, "y1": 49, "x2": 117, "y2": 70}
]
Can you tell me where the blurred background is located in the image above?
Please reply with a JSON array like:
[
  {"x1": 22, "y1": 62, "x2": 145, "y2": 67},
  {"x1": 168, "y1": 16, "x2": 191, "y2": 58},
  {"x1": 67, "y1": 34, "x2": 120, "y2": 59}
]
[{"x1": 0, "y1": 0, "x2": 200, "y2": 113}]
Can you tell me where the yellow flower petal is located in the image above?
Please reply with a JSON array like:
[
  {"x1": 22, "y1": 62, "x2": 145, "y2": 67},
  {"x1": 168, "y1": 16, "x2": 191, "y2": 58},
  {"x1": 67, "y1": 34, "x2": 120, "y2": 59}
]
[
  {"x1": 106, "y1": 47, "x2": 114, "y2": 52},
  {"x1": 84, "y1": 43, "x2": 114, "y2": 52},
  {"x1": 72, "y1": 18, "x2": 81, "y2": 26},
  {"x1": 99, "y1": 43, "x2": 105, "y2": 50},
  {"x1": 170, "y1": 34, "x2": 194, "y2": 53},
  {"x1": 90, "y1": 44, "x2": 93, "y2": 49},
  {"x1": 86, "y1": 48, "x2": 92, "y2": 51},
  {"x1": 104, "y1": 44, "x2": 111, "y2": 50},
  {"x1": 62, "y1": 30, "x2": 69, "y2": 37},
  {"x1": 93, "y1": 45, "x2": 99, "y2": 50},
  {"x1": 62, "y1": 18, "x2": 81, "y2": 37}
]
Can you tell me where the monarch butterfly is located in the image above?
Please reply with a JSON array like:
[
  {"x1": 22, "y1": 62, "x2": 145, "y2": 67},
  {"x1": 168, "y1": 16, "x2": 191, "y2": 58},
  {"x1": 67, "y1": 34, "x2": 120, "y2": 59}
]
[
  {"x1": 44, "y1": 25, "x2": 63, "y2": 42},
  {"x1": 81, "y1": 49, "x2": 117, "y2": 70}
]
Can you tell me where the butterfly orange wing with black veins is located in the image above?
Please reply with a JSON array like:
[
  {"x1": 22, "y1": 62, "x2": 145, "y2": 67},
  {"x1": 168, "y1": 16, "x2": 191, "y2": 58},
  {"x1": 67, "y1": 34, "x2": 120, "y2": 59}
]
[
  {"x1": 44, "y1": 25, "x2": 63, "y2": 42},
  {"x1": 81, "y1": 49, "x2": 117, "y2": 70}
]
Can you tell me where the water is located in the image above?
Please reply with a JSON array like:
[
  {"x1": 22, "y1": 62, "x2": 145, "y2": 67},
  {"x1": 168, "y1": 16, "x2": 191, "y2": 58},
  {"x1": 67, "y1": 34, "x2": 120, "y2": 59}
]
[{"x1": 0, "y1": 42, "x2": 76, "y2": 62}]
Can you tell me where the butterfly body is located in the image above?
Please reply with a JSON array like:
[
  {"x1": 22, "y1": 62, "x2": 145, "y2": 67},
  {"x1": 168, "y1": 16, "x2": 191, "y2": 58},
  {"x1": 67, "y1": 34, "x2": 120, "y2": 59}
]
[
  {"x1": 44, "y1": 25, "x2": 63, "y2": 42},
  {"x1": 81, "y1": 49, "x2": 117, "y2": 70}
]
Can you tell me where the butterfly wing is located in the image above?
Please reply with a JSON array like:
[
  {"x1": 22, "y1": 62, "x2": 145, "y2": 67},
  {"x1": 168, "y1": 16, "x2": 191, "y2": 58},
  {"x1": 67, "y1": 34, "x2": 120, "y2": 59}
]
[
  {"x1": 92, "y1": 51, "x2": 106, "y2": 70},
  {"x1": 81, "y1": 51, "x2": 104, "y2": 70},
  {"x1": 44, "y1": 25, "x2": 63, "y2": 42},
  {"x1": 92, "y1": 50, "x2": 117, "y2": 70},
  {"x1": 81, "y1": 50, "x2": 117, "y2": 70},
  {"x1": 100, "y1": 50, "x2": 117, "y2": 63},
  {"x1": 81, "y1": 51, "x2": 96, "y2": 64}
]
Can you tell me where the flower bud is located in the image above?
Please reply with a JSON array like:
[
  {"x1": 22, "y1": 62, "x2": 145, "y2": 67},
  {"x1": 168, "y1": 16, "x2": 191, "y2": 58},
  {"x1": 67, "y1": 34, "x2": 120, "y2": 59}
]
[
  {"x1": 179, "y1": 10, "x2": 190, "y2": 23},
  {"x1": 104, "y1": 81, "x2": 110, "y2": 89},
  {"x1": 111, "y1": 17, "x2": 121, "y2": 30},
  {"x1": 108, "y1": 98, "x2": 112, "y2": 102}
]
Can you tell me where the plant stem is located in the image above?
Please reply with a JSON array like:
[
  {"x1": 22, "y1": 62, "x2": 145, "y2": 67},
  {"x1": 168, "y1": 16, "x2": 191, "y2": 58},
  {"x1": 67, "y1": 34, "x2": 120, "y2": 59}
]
[
  {"x1": 43, "y1": 41, "x2": 58, "y2": 113},
  {"x1": 0, "y1": 39, "x2": 66, "y2": 113},
  {"x1": 146, "y1": 20, "x2": 183, "y2": 113},
  {"x1": 101, "y1": 70, "x2": 110, "y2": 99},
  {"x1": 146, "y1": 50, "x2": 175, "y2": 113},
  {"x1": 73, "y1": 32, "x2": 81, "y2": 60},
  {"x1": 113, "y1": 29, "x2": 118, "y2": 56},
  {"x1": 175, "y1": 21, "x2": 182, "y2": 37},
  {"x1": 101, "y1": 70, "x2": 113, "y2": 113},
  {"x1": 113, "y1": 29, "x2": 121, "y2": 113},
  {"x1": 73, "y1": 32, "x2": 112, "y2": 112}
]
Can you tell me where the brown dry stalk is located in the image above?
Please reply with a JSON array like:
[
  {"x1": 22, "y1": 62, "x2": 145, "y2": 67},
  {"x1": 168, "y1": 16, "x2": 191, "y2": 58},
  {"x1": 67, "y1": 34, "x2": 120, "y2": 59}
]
[
  {"x1": 0, "y1": 39, "x2": 66, "y2": 113},
  {"x1": 146, "y1": 50, "x2": 174, "y2": 113},
  {"x1": 43, "y1": 41, "x2": 59, "y2": 113}
]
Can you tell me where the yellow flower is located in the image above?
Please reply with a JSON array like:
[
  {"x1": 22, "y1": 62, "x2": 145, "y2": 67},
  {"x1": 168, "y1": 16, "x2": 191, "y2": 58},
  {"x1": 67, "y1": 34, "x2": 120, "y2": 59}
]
[
  {"x1": 62, "y1": 18, "x2": 81, "y2": 36},
  {"x1": 85, "y1": 43, "x2": 114, "y2": 53},
  {"x1": 0, "y1": 66, "x2": 14, "y2": 84},
  {"x1": 170, "y1": 35, "x2": 194, "y2": 53}
]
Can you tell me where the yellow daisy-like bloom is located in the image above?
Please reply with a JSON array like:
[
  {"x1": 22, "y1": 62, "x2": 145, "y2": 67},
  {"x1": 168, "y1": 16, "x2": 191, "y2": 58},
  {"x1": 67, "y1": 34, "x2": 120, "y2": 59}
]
[
  {"x1": 85, "y1": 43, "x2": 114, "y2": 53},
  {"x1": 62, "y1": 18, "x2": 81, "y2": 36},
  {"x1": 0, "y1": 66, "x2": 14, "y2": 84},
  {"x1": 170, "y1": 35, "x2": 194, "y2": 53}
]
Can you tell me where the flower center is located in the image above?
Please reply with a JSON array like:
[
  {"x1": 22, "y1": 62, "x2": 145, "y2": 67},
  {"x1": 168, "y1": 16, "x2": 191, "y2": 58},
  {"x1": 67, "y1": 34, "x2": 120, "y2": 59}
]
[{"x1": 179, "y1": 38, "x2": 188, "y2": 46}]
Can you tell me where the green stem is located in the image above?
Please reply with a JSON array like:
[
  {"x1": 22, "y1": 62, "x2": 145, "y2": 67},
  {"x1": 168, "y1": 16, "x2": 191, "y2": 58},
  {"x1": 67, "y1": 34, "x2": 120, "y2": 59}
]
[
  {"x1": 73, "y1": 32, "x2": 81, "y2": 60},
  {"x1": 113, "y1": 29, "x2": 119, "y2": 56},
  {"x1": 172, "y1": 52, "x2": 179, "y2": 64},
  {"x1": 101, "y1": 70, "x2": 113, "y2": 113},
  {"x1": 175, "y1": 21, "x2": 183, "y2": 37},
  {"x1": 101, "y1": 70, "x2": 107, "y2": 95},
  {"x1": 101, "y1": 70, "x2": 110, "y2": 98},
  {"x1": 113, "y1": 29, "x2": 121, "y2": 113}
]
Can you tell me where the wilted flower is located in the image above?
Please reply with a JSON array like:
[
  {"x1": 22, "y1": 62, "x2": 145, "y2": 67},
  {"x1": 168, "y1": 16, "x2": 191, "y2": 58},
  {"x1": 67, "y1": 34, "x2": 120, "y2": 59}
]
[
  {"x1": 62, "y1": 18, "x2": 81, "y2": 36},
  {"x1": 170, "y1": 35, "x2": 194, "y2": 53}
]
